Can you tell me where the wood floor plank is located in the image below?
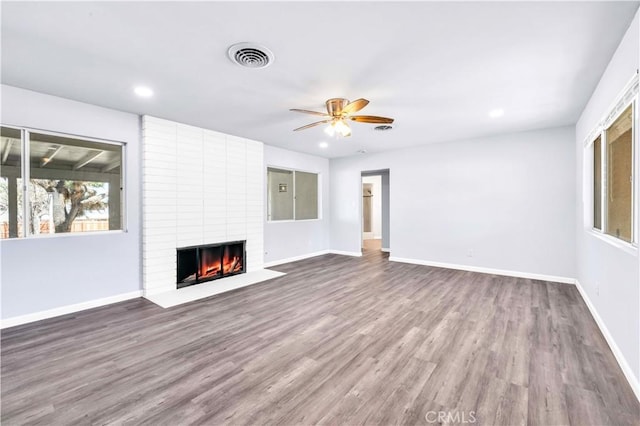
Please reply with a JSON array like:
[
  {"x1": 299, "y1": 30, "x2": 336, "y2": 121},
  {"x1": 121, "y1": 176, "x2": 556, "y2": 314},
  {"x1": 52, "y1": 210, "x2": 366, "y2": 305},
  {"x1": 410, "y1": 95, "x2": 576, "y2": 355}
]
[{"x1": 2, "y1": 246, "x2": 638, "y2": 425}]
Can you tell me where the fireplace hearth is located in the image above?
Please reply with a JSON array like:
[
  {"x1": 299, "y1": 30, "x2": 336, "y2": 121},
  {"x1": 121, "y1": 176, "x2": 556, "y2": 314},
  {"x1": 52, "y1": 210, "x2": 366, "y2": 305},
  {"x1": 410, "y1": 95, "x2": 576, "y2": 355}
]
[{"x1": 177, "y1": 241, "x2": 246, "y2": 288}]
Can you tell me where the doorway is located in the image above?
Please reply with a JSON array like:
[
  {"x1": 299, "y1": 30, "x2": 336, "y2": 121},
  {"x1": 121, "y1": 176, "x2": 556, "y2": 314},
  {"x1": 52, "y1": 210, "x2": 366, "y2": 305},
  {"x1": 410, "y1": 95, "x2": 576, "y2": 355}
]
[{"x1": 361, "y1": 169, "x2": 389, "y2": 254}]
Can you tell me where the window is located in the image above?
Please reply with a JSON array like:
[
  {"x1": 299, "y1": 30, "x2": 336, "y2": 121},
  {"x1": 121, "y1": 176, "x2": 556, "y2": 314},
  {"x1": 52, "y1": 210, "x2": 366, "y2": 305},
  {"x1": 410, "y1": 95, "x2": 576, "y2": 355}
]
[
  {"x1": 605, "y1": 105, "x2": 633, "y2": 242},
  {"x1": 0, "y1": 126, "x2": 124, "y2": 239},
  {"x1": 0, "y1": 127, "x2": 23, "y2": 238},
  {"x1": 590, "y1": 97, "x2": 636, "y2": 244},
  {"x1": 267, "y1": 167, "x2": 319, "y2": 221},
  {"x1": 294, "y1": 171, "x2": 318, "y2": 220},
  {"x1": 267, "y1": 168, "x2": 293, "y2": 220}
]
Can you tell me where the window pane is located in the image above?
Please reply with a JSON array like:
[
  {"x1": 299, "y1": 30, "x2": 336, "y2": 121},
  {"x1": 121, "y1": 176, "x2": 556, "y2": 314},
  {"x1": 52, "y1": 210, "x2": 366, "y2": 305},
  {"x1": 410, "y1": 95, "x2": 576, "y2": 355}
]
[
  {"x1": 605, "y1": 105, "x2": 633, "y2": 242},
  {"x1": 294, "y1": 171, "x2": 318, "y2": 220},
  {"x1": 267, "y1": 168, "x2": 293, "y2": 220},
  {"x1": 0, "y1": 127, "x2": 23, "y2": 238},
  {"x1": 29, "y1": 132, "x2": 123, "y2": 234},
  {"x1": 593, "y1": 136, "x2": 602, "y2": 230}
]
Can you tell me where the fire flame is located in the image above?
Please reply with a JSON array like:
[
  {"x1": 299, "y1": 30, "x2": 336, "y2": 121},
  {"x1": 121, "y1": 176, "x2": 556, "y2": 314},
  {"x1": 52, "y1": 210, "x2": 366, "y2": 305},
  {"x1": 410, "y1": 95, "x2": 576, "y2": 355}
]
[{"x1": 200, "y1": 255, "x2": 242, "y2": 279}]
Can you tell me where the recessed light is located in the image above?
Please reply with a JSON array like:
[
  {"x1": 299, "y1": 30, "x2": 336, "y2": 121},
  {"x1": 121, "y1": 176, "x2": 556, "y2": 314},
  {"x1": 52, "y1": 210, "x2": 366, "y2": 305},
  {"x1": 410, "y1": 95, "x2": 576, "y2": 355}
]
[
  {"x1": 489, "y1": 108, "x2": 504, "y2": 118},
  {"x1": 319, "y1": 142, "x2": 328, "y2": 149},
  {"x1": 134, "y1": 86, "x2": 154, "y2": 98}
]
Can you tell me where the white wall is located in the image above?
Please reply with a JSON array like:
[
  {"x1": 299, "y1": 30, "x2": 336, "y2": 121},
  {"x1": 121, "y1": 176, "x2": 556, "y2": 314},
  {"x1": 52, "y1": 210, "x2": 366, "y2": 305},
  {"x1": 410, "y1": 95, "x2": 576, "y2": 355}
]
[
  {"x1": 331, "y1": 126, "x2": 576, "y2": 279},
  {"x1": 264, "y1": 145, "x2": 330, "y2": 264},
  {"x1": 0, "y1": 85, "x2": 141, "y2": 320},
  {"x1": 142, "y1": 116, "x2": 264, "y2": 296},
  {"x1": 362, "y1": 175, "x2": 382, "y2": 239},
  {"x1": 575, "y1": 10, "x2": 639, "y2": 388}
]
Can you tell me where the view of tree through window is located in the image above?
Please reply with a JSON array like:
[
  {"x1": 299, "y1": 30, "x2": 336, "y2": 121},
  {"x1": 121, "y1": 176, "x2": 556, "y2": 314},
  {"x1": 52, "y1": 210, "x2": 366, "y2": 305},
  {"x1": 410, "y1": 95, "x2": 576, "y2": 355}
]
[
  {"x1": 27, "y1": 179, "x2": 110, "y2": 235},
  {"x1": 0, "y1": 127, "x2": 124, "y2": 238}
]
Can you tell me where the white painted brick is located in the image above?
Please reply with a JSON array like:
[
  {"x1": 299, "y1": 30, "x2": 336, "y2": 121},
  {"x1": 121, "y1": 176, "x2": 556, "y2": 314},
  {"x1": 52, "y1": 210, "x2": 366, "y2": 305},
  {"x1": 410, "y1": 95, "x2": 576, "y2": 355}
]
[
  {"x1": 144, "y1": 115, "x2": 177, "y2": 127},
  {"x1": 142, "y1": 116, "x2": 265, "y2": 293},
  {"x1": 144, "y1": 174, "x2": 179, "y2": 184},
  {"x1": 143, "y1": 132, "x2": 177, "y2": 145},
  {"x1": 203, "y1": 234, "x2": 227, "y2": 242},
  {"x1": 144, "y1": 139, "x2": 176, "y2": 151}
]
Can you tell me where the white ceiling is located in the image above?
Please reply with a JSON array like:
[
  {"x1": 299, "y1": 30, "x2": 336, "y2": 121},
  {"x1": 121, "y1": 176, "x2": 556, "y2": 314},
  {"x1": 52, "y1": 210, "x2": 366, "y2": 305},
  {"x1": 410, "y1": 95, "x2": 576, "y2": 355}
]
[{"x1": 1, "y1": 1, "x2": 638, "y2": 158}]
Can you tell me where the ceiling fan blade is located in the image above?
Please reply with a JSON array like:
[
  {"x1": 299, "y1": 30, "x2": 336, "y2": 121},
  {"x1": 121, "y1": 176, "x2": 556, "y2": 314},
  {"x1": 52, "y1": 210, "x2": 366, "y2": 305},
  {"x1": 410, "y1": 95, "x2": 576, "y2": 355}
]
[
  {"x1": 293, "y1": 120, "x2": 333, "y2": 131},
  {"x1": 341, "y1": 98, "x2": 369, "y2": 115},
  {"x1": 349, "y1": 115, "x2": 394, "y2": 124},
  {"x1": 289, "y1": 108, "x2": 329, "y2": 117}
]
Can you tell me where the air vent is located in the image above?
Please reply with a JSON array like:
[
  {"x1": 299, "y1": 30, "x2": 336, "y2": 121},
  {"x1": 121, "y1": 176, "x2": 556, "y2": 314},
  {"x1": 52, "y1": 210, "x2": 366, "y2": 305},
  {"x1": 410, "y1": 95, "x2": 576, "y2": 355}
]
[
  {"x1": 374, "y1": 125, "x2": 393, "y2": 131},
  {"x1": 227, "y1": 42, "x2": 274, "y2": 69}
]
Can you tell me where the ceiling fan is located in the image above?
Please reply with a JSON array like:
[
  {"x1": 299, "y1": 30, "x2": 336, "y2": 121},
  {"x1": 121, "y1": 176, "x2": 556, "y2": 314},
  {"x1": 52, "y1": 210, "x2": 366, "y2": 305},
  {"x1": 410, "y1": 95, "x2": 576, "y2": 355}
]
[{"x1": 290, "y1": 98, "x2": 394, "y2": 137}]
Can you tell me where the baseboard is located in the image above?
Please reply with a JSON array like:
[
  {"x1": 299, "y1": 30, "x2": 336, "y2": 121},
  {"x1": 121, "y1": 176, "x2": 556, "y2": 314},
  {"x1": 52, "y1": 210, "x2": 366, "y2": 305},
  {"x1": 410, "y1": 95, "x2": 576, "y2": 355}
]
[
  {"x1": 330, "y1": 249, "x2": 363, "y2": 257},
  {"x1": 574, "y1": 280, "x2": 640, "y2": 402},
  {"x1": 381, "y1": 247, "x2": 390, "y2": 253},
  {"x1": 388, "y1": 256, "x2": 576, "y2": 284},
  {"x1": 1, "y1": 290, "x2": 143, "y2": 329},
  {"x1": 264, "y1": 250, "x2": 330, "y2": 267},
  {"x1": 264, "y1": 249, "x2": 362, "y2": 267}
]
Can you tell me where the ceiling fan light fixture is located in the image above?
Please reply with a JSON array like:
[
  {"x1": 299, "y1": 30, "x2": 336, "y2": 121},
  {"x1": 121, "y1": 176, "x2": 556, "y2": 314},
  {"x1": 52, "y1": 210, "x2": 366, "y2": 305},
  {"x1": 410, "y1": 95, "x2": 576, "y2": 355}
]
[
  {"x1": 324, "y1": 119, "x2": 351, "y2": 137},
  {"x1": 291, "y1": 97, "x2": 391, "y2": 136},
  {"x1": 334, "y1": 119, "x2": 351, "y2": 137},
  {"x1": 324, "y1": 123, "x2": 336, "y2": 137}
]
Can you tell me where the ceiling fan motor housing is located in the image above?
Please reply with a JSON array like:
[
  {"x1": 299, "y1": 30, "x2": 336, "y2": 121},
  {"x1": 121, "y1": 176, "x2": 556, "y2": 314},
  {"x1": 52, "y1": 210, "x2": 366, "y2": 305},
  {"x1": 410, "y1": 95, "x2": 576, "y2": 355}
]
[{"x1": 326, "y1": 98, "x2": 350, "y2": 116}]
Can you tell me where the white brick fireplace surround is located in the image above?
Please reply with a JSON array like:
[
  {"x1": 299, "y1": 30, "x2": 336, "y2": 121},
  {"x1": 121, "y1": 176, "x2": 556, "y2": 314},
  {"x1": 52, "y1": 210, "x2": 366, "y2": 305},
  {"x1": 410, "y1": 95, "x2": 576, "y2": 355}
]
[{"x1": 142, "y1": 116, "x2": 265, "y2": 298}]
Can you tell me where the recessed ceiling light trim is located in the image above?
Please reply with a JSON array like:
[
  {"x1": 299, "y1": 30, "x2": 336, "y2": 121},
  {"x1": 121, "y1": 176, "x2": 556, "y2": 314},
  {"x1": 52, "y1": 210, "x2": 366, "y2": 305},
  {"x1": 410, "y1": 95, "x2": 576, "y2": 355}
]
[
  {"x1": 227, "y1": 42, "x2": 275, "y2": 69},
  {"x1": 134, "y1": 86, "x2": 153, "y2": 98},
  {"x1": 489, "y1": 108, "x2": 504, "y2": 118}
]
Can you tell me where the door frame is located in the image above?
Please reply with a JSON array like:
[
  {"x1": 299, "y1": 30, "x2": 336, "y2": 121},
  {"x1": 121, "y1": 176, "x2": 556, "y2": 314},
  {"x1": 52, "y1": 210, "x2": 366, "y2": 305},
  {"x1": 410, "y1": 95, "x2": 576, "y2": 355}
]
[{"x1": 360, "y1": 169, "x2": 390, "y2": 253}]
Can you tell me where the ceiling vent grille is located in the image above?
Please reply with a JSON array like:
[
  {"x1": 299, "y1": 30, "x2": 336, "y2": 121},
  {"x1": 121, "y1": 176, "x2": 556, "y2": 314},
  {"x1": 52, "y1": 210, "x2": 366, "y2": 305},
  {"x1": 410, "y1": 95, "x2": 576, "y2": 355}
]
[
  {"x1": 227, "y1": 42, "x2": 274, "y2": 69},
  {"x1": 374, "y1": 125, "x2": 393, "y2": 131}
]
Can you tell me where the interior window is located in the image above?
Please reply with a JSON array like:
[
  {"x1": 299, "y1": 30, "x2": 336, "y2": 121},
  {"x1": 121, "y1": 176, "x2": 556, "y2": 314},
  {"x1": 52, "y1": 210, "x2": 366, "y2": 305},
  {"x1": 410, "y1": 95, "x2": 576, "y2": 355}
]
[{"x1": 267, "y1": 167, "x2": 319, "y2": 221}]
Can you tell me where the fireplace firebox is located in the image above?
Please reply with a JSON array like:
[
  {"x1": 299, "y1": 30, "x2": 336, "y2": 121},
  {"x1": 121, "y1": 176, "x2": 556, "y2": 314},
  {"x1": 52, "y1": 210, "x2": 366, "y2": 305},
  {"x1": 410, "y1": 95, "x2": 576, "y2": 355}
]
[{"x1": 177, "y1": 241, "x2": 246, "y2": 288}]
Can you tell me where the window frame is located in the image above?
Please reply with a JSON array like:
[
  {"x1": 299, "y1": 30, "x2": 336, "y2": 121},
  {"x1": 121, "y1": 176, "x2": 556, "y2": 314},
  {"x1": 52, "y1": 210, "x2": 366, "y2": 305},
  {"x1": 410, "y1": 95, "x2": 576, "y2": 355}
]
[
  {"x1": 586, "y1": 75, "x2": 638, "y2": 250},
  {"x1": 592, "y1": 135, "x2": 602, "y2": 231},
  {"x1": 266, "y1": 165, "x2": 321, "y2": 223},
  {"x1": 0, "y1": 124, "x2": 127, "y2": 239}
]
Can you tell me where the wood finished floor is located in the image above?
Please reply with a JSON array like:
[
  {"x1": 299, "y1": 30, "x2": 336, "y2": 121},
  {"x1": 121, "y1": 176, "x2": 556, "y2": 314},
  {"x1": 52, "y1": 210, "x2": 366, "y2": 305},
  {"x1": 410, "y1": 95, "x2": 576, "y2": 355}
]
[{"x1": 2, "y1": 247, "x2": 639, "y2": 425}]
